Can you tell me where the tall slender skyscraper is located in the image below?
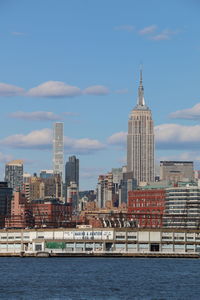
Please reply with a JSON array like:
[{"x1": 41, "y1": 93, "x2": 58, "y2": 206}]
[
  {"x1": 127, "y1": 70, "x2": 154, "y2": 184},
  {"x1": 53, "y1": 122, "x2": 64, "y2": 180}
]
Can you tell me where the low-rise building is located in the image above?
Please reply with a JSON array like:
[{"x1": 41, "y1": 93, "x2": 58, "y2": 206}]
[
  {"x1": 0, "y1": 227, "x2": 200, "y2": 257},
  {"x1": 128, "y1": 188, "x2": 165, "y2": 228},
  {"x1": 31, "y1": 199, "x2": 71, "y2": 228}
]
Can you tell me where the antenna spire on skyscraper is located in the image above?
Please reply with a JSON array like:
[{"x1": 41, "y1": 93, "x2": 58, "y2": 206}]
[
  {"x1": 137, "y1": 65, "x2": 145, "y2": 106},
  {"x1": 140, "y1": 64, "x2": 143, "y2": 85}
]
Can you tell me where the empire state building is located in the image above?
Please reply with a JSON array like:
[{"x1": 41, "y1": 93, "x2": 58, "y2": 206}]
[{"x1": 127, "y1": 70, "x2": 155, "y2": 184}]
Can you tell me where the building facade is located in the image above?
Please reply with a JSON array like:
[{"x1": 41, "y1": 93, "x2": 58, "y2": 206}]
[
  {"x1": 65, "y1": 156, "x2": 79, "y2": 190},
  {"x1": 164, "y1": 183, "x2": 200, "y2": 228},
  {"x1": 28, "y1": 174, "x2": 62, "y2": 202},
  {"x1": 127, "y1": 70, "x2": 154, "y2": 185},
  {"x1": 160, "y1": 161, "x2": 194, "y2": 183},
  {"x1": 96, "y1": 173, "x2": 114, "y2": 209},
  {"x1": 128, "y1": 188, "x2": 165, "y2": 228},
  {"x1": 40, "y1": 170, "x2": 54, "y2": 179},
  {"x1": 1, "y1": 228, "x2": 200, "y2": 257},
  {"x1": 0, "y1": 182, "x2": 12, "y2": 227},
  {"x1": 30, "y1": 199, "x2": 71, "y2": 228},
  {"x1": 5, "y1": 191, "x2": 34, "y2": 228},
  {"x1": 5, "y1": 160, "x2": 23, "y2": 191},
  {"x1": 53, "y1": 122, "x2": 64, "y2": 179}
]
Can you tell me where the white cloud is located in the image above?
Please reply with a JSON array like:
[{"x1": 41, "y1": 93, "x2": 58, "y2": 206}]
[
  {"x1": 0, "y1": 129, "x2": 105, "y2": 154},
  {"x1": 139, "y1": 25, "x2": 157, "y2": 35},
  {"x1": 158, "y1": 152, "x2": 200, "y2": 162},
  {"x1": 108, "y1": 131, "x2": 127, "y2": 145},
  {"x1": 137, "y1": 25, "x2": 179, "y2": 41},
  {"x1": 170, "y1": 103, "x2": 200, "y2": 120},
  {"x1": 0, "y1": 81, "x2": 110, "y2": 98},
  {"x1": 109, "y1": 124, "x2": 200, "y2": 151},
  {"x1": 150, "y1": 29, "x2": 178, "y2": 41},
  {"x1": 65, "y1": 137, "x2": 106, "y2": 154},
  {"x1": 0, "y1": 83, "x2": 24, "y2": 96},
  {"x1": 114, "y1": 25, "x2": 135, "y2": 32},
  {"x1": 0, "y1": 129, "x2": 52, "y2": 149},
  {"x1": 83, "y1": 85, "x2": 109, "y2": 96},
  {"x1": 27, "y1": 81, "x2": 82, "y2": 97},
  {"x1": 155, "y1": 123, "x2": 200, "y2": 149},
  {"x1": 9, "y1": 111, "x2": 63, "y2": 121}
]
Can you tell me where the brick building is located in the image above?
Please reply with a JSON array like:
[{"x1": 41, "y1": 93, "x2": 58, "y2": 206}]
[
  {"x1": 5, "y1": 193, "x2": 72, "y2": 228},
  {"x1": 5, "y1": 191, "x2": 34, "y2": 228},
  {"x1": 30, "y1": 199, "x2": 71, "y2": 228},
  {"x1": 128, "y1": 189, "x2": 165, "y2": 228}
]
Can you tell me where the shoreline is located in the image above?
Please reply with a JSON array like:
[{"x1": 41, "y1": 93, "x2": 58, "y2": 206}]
[{"x1": 0, "y1": 252, "x2": 199, "y2": 258}]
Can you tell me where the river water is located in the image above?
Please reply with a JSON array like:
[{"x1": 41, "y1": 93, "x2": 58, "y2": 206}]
[{"x1": 0, "y1": 257, "x2": 199, "y2": 299}]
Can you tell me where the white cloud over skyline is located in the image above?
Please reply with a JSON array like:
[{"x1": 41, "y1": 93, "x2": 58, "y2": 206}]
[
  {"x1": 27, "y1": 81, "x2": 82, "y2": 97},
  {"x1": 108, "y1": 123, "x2": 200, "y2": 150},
  {"x1": 139, "y1": 25, "x2": 157, "y2": 35},
  {"x1": 107, "y1": 131, "x2": 127, "y2": 145},
  {"x1": 0, "y1": 129, "x2": 105, "y2": 154},
  {"x1": 0, "y1": 129, "x2": 53, "y2": 149},
  {"x1": 170, "y1": 103, "x2": 200, "y2": 120},
  {"x1": 64, "y1": 137, "x2": 106, "y2": 154},
  {"x1": 137, "y1": 25, "x2": 179, "y2": 41},
  {"x1": 0, "y1": 83, "x2": 24, "y2": 97},
  {"x1": 158, "y1": 151, "x2": 200, "y2": 163},
  {"x1": 150, "y1": 29, "x2": 179, "y2": 41},
  {"x1": 0, "y1": 81, "x2": 110, "y2": 98},
  {"x1": 155, "y1": 123, "x2": 200, "y2": 149}
]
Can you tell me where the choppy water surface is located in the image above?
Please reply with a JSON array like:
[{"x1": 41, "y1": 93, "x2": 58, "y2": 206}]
[{"x1": 0, "y1": 257, "x2": 200, "y2": 299}]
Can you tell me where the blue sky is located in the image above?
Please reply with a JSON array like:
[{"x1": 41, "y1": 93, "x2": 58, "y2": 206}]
[{"x1": 0, "y1": 0, "x2": 200, "y2": 189}]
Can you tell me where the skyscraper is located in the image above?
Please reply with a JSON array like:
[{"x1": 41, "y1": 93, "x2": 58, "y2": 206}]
[
  {"x1": 65, "y1": 156, "x2": 79, "y2": 208},
  {"x1": 53, "y1": 122, "x2": 64, "y2": 180},
  {"x1": 127, "y1": 70, "x2": 154, "y2": 184},
  {"x1": 65, "y1": 155, "x2": 79, "y2": 189},
  {"x1": 5, "y1": 160, "x2": 24, "y2": 191}
]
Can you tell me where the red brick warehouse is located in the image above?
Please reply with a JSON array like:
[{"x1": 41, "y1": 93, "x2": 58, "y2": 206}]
[{"x1": 128, "y1": 189, "x2": 165, "y2": 228}]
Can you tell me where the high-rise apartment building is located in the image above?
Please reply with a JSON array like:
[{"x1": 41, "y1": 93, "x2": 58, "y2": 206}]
[
  {"x1": 164, "y1": 183, "x2": 200, "y2": 228},
  {"x1": 53, "y1": 122, "x2": 64, "y2": 179},
  {"x1": 5, "y1": 160, "x2": 23, "y2": 191},
  {"x1": 127, "y1": 70, "x2": 154, "y2": 185}
]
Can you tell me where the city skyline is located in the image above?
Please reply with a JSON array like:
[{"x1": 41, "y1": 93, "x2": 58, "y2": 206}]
[{"x1": 0, "y1": 1, "x2": 200, "y2": 189}]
